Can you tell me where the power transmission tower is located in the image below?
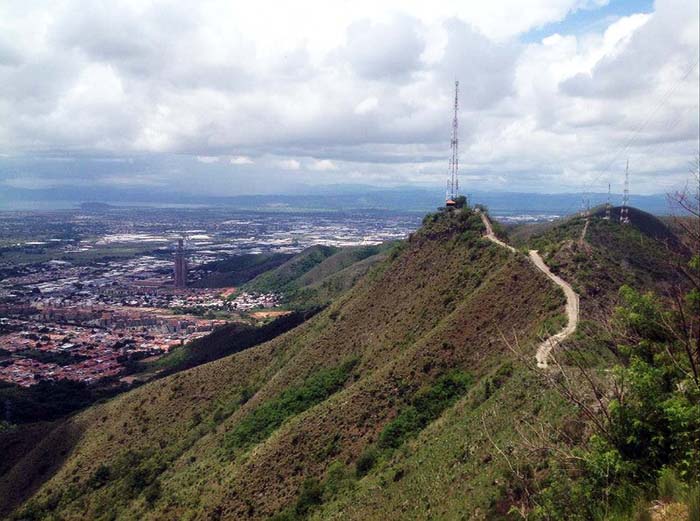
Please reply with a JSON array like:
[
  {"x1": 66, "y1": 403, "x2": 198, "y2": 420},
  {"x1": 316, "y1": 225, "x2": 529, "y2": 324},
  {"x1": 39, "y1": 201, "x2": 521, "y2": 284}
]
[
  {"x1": 446, "y1": 80, "x2": 460, "y2": 206},
  {"x1": 604, "y1": 183, "x2": 611, "y2": 220},
  {"x1": 620, "y1": 160, "x2": 630, "y2": 224}
]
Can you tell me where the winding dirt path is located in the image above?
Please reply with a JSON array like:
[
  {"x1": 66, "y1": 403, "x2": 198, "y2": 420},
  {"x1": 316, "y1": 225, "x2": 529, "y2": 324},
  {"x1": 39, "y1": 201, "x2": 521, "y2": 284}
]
[
  {"x1": 477, "y1": 210, "x2": 579, "y2": 368},
  {"x1": 478, "y1": 210, "x2": 516, "y2": 252},
  {"x1": 579, "y1": 218, "x2": 590, "y2": 246},
  {"x1": 528, "y1": 250, "x2": 579, "y2": 368}
]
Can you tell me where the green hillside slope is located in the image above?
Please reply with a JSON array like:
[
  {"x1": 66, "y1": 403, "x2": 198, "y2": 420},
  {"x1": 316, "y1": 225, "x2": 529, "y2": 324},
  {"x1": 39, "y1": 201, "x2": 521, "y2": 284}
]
[
  {"x1": 245, "y1": 244, "x2": 391, "y2": 309},
  {"x1": 1, "y1": 209, "x2": 569, "y2": 520},
  {"x1": 513, "y1": 208, "x2": 683, "y2": 316},
  {"x1": 193, "y1": 253, "x2": 293, "y2": 288},
  {"x1": 244, "y1": 245, "x2": 340, "y2": 294}
]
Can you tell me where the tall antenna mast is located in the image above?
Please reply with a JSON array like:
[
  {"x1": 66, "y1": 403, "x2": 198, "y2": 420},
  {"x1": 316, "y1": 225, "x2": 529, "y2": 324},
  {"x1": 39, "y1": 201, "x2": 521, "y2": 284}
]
[
  {"x1": 620, "y1": 160, "x2": 630, "y2": 224},
  {"x1": 446, "y1": 80, "x2": 460, "y2": 205},
  {"x1": 604, "y1": 183, "x2": 611, "y2": 220}
]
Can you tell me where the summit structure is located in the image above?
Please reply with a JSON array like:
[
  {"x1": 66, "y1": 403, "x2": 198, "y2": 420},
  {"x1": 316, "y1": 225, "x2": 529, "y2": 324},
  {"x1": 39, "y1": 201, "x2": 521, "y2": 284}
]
[
  {"x1": 446, "y1": 80, "x2": 460, "y2": 206},
  {"x1": 620, "y1": 160, "x2": 630, "y2": 225}
]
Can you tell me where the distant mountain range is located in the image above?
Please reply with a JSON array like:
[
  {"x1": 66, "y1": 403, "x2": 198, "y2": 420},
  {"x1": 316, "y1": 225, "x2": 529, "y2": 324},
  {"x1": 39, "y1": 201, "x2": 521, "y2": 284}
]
[{"x1": 0, "y1": 184, "x2": 672, "y2": 216}]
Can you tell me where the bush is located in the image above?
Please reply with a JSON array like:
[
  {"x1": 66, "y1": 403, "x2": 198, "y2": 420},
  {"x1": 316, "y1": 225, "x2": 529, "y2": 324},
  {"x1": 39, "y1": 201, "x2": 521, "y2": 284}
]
[
  {"x1": 88, "y1": 464, "x2": 111, "y2": 489},
  {"x1": 324, "y1": 461, "x2": 353, "y2": 497},
  {"x1": 356, "y1": 447, "x2": 378, "y2": 477},
  {"x1": 631, "y1": 498, "x2": 652, "y2": 521},
  {"x1": 294, "y1": 478, "x2": 323, "y2": 516},
  {"x1": 378, "y1": 371, "x2": 473, "y2": 450},
  {"x1": 658, "y1": 467, "x2": 683, "y2": 502},
  {"x1": 223, "y1": 359, "x2": 357, "y2": 453},
  {"x1": 687, "y1": 484, "x2": 700, "y2": 521}
]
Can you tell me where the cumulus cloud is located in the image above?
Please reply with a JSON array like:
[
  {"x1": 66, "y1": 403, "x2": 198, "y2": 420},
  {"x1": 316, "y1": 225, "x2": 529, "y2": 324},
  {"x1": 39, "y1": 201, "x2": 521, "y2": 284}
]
[
  {"x1": 339, "y1": 15, "x2": 426, "y2": 80},
  {"x1": 0, "y1": 0, "x2": 697, "y2": 195},
  {"x1": 277, "y1": 159, "x2": 301, "y2": 171},
  {"x1": 230, "y1": 155, "x2": 254, "y2": 165},
  {"x1": 309, "y1": 159, "x2": 338, "y2": 171}
]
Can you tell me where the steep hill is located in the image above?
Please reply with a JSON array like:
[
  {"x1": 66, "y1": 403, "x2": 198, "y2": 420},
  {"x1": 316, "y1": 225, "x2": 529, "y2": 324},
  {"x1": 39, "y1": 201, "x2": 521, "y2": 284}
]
[
  {"x1": 245, "y1": 244, "x2": 391, "y2": 309},
  {"x1": 244, "y1": 245, "x2": 340, "y2": 294},
  {"x1": 1, "y1": 209, "x2": 568, "y2": 520},
  {"x1": 511, "y1": 207, "x2": 683, "y2": 316},
  {"x1": 193, "y1": 252, "x2": 293, "y2": 288}
]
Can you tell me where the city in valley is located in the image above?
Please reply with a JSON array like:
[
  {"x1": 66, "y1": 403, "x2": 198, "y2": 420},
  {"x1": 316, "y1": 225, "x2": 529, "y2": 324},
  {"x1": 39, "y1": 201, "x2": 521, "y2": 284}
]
[{"x1": 0, "y1": 206, "x2": 420, "y2": 387}]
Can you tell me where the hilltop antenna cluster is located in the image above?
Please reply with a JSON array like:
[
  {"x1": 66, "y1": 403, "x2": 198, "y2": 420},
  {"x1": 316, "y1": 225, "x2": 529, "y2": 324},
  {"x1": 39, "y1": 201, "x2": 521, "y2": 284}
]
[
  {"x1": 620, "y1": 160, "x2": 630, "y2": 225},
  {"x1": 446, "y1": 80, "x2": 460, "y2": 205},
  {"x1": 604, "y1": 183, "x2": 611, "y2": 220}
]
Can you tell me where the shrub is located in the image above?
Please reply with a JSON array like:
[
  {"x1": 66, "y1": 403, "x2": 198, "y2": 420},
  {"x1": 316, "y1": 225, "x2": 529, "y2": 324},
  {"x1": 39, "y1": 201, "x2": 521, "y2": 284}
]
[
  {"x1": 658, "y1": 467, "x2": 683, "y2": 502},
  {"x1": 88, "y1": 464, "x2": 111, "y2": 489},
  {"x1": 324, "y1": 461, "x2": 353, "y2": 497},
  {"x1": 223, "y1": 359, "x2": 357, "y2": 453},
  {"x1": 378, "y1": 371, "x2": 473, "y2": 450},
  {"x1": 687, "y1": 484, "x2": 700, "y2": 521},
  {"x1": 294, "y1": 478, "x2": 323, "y2": 516},
  {"x1": 356, "y1": 447, "x2": 378, "y2": 477},
  {"x1": 631, "y1": 498, "x2": 652, "y2": 521}
]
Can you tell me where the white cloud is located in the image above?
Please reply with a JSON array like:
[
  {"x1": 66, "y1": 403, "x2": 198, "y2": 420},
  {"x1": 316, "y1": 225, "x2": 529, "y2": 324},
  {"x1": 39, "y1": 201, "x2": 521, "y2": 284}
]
[
  {"x1": 277, "y1": 159, "x2": 301, "y2": 171},
  {"x1": 354, "y1": 97, "x2": 379, "y2": 115},
  {"x1": 309, "y1": 159, "x2": 338, "y2": 171},
  {"x1": 230, "y1": 155, "x2": 254, "y2": 165},
  {"x1": 0, "y1": 0, "x2": 697, "y2": 195}
]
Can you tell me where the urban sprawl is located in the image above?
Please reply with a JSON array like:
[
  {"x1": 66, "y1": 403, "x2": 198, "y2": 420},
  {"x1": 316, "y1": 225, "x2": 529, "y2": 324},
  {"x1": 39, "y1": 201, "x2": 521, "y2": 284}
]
[{"x1": 0, "y1": 207, "x2": 420, "y2": 387}]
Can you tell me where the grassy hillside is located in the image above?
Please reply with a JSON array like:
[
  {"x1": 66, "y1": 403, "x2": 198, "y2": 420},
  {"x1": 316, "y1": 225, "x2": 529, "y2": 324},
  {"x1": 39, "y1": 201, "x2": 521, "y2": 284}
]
[
  {"x1": 244, "y1": 245, "x2": 339, "y2": 293},
  {"x1": 1, "y1": 208, "x2": 568, "y2": 520},
  {"x1": 512, "y1": 207, "x2": 683, "y2": 317},
  {"x1": 245, "y1": 244, "x2": 391, "y2": 309},
  {"x1": 133, "y1": 310, "x2": 316, "y2": 377},
  {"x1": 193, "y1": 253, "x2": 293, "y2": 288}
]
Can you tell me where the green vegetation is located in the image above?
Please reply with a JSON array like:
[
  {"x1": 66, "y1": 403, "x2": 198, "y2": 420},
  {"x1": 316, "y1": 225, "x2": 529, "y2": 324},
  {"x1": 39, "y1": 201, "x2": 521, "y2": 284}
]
[
  {"x1": 519, "y1": 283, "x2": 700, "y2": 520},
  {"x1": 378, "y1": 371, "x2": 473, "y2": 449},
  {"x1": 193, "y1": 252, "x2": 293, "y2": 288},
  {"x1": 137, "y1": 310, "x2": 314, "y2": 375},
  {"x1": 244, "y1": 244, "x2": 392, "y2": 309},
  {"x1": 0, "y1": 379, "x2": 126, "y2": 425},
  {"x1": 223, "y1": 359, "x2": 358, "y2": 454},
  {"x1": 7, "y1": 206, "x2": 691, "y2": 521},
  {"x1": 246, "y1": 245, "x2": 340, "y2": 294},
  {"x1": 14, "y1": 348, "x2": 87, "y2": 366}
]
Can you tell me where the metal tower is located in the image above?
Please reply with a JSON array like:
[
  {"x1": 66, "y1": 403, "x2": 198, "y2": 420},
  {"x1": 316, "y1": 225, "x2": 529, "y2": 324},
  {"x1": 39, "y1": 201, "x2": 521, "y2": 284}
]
[
  {"x1": 604, "y1": 183, "x2": 611, "y2": 220},
  {"x1": 174, "y1": 237, "x2": 188, "y2": 288},
  {"x1": 446, "y1": 80, "x2": 460, "y2": 205},
  {"x1": 620, "y1": 160, "x2": 630, "y2": 225}
]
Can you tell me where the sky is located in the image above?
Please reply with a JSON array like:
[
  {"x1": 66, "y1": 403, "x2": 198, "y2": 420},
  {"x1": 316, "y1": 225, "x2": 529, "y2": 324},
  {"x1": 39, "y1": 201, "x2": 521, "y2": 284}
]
[{"x1": 0, "y1": 0, "x2": 698, "y2": 198}]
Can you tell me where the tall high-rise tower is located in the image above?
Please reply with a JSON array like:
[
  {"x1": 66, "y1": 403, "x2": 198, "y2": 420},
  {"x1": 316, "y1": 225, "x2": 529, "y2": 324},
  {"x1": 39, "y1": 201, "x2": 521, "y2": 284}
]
[
  {"x1": 174, "y1": 238, "x2": 188, "y2": 288},
  {"x1": 446, "y1": 80, "x2": 460, "y2": 205},
  {"x1": 604, "y1": 183, "x2": 611, "y2": 220},
  {"x1": 620, "y1": 160, "x2": 630, "y2": 225}
]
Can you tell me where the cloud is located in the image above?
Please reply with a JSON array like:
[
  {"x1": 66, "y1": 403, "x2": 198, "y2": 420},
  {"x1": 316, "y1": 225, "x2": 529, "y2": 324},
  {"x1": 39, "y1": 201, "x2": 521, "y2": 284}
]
[
  {"x1": 0, "y1": 0, "x2": 697, "y2": 196},
  {"x1": 309, "y1": 159, "x2": 338, "y2": 171},
  {"x1": 277, "y1": 159, "x2": 301, "y2": 171},
  {"x1": 230, "y1": 155, "x2": 254, "y2": 165},
  {"x1": 354, "y1": 97, "x2": 379, "y2": 115},
  {"x1": 339, "y1": 15, "x2": 426, "y2": 80}
]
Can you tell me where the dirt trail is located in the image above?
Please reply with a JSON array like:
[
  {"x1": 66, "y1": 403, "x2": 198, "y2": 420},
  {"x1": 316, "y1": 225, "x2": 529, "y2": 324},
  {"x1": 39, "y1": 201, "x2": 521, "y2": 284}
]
[
  {"x1": 579, "y1": 218, "x2": 590, "y2": 245},
  {"x1": 528, "y1": 250, "x2": 579, "y2": 368},
  {"x1": 477, "y1": 210, "x2": 579, "y2": 368},
  {"x1": 478, "y1": 211, "x2": 516, "y2": 252}
]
